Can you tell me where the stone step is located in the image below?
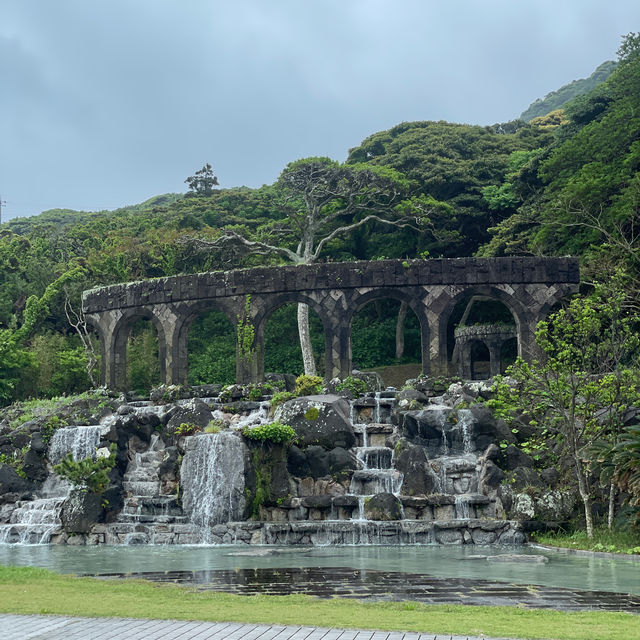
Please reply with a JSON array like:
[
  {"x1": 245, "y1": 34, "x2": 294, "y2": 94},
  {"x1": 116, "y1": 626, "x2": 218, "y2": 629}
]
[
  {"x1": 118, "y1": 514, "x2": 188, "y2": 524},
  {"x1": 122, "y1": 481, "x2": 162, "y2": 497}
]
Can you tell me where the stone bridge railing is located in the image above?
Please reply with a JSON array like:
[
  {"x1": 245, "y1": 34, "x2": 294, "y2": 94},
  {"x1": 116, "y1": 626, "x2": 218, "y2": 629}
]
[{"x1": 82, "y1": 257, "x2": 579, "y2": 389}]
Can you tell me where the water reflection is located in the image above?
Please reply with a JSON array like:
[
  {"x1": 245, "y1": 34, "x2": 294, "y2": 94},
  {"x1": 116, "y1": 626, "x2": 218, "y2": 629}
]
[{"x1": 0, "y1": 544, "x2": 638, "y2": 595}]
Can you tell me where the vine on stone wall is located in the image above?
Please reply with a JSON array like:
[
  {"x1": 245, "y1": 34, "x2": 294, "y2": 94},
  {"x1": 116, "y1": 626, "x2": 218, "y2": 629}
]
[{"x1": 237, "y1": 295, "x2": 256, "y2": 365}]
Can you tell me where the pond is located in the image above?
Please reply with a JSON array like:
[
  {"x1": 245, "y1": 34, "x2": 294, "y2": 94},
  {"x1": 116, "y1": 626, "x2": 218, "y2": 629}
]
[{"x1": 1, "y1": 543, "x2": 638, "y2": 597}]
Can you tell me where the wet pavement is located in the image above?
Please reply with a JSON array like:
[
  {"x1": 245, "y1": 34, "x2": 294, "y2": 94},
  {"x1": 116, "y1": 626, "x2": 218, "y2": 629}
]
[
  {"x1": 0, "y1": 614, "x2": 528, "y2": 639},
  {"x1": 92, "y1": 566, "x2": 640, "y2": 613}
]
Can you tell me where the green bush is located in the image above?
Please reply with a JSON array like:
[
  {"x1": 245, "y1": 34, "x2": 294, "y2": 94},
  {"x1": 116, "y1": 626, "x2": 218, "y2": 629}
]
[
  {"x1": 295, "y1": 374, "x2": 323, "y2": 396},
  {"x1": 53, "y1": 444, "x2": 117, "y2": 494},
  {"x1": 336, "y1": 376, "x2": 367, "y2": 396},
  {"x1": 270, "y1": 390, "x2": 296, "y2": 410},
  {"x1": 40, "y1": 416, "x2": 68, "y2": 445},
  {"x1": 175, "y1": 422, "x2": 201, "y2": 437},
  {"x1": 205, "y1": 419, "x2": 225, "y2": 434},
  {"x1": 242, "y1": 421, "x2": 297, "y2": 444}
]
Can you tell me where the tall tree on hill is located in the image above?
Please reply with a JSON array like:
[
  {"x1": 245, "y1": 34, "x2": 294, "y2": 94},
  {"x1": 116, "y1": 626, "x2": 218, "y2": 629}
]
[
  {"x1": 186, "y1": 157, "x2": 449, "y2": 375},
  {"x1": 185, "y1": 163, "x2": 219, "y2": 196}
]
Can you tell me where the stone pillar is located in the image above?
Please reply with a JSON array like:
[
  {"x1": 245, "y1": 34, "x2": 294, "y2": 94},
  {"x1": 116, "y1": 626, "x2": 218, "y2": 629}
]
[
  {"x1": 235, "y1": 296, "x2": 261, "y2": 384},
  {"x1": 457, "y1": 339, "x2": 472, "y2": 379},
  {"x1": 487, "y1": 341, "x2": 502, "y2": 377}
]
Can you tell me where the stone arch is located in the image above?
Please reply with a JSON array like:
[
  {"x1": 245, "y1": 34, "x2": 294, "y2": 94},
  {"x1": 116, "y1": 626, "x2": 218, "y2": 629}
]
[
  {"x1": 345, "y1": 287, "x2": 430, "y2": 377},
  {"x1": 534, "y1": 285, "x2": 577, "y2": 326},
  {"x1": 253, "y1": 292, "x2": 333, "y2": 382},
  {"x1": 111, "y1": 307, "x2": 167, "y2": 391},
  {"x1": 436, "y1": 285, "x2": 529, "y2": 376},
  {"x1": 170, "y1": 300, "x2": 239, "y2": 386}
]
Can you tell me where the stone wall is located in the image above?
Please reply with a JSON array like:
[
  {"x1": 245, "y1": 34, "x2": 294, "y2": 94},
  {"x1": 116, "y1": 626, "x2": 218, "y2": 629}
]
[{"x1": 82, "y1": 257, "x2": 579, "y2": 389}]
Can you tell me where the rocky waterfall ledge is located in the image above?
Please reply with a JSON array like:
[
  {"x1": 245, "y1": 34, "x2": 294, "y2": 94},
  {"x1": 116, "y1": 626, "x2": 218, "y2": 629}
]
[{"x1": 0, "y1": 380, "x2": 575, "y2": 546}]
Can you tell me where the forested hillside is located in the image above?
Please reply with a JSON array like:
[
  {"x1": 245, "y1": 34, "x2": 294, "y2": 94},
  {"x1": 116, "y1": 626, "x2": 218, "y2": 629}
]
[
  {"x1": 520, "y1": 60, "x2": 617, "y2": 122},
  {"x1": 1, "y1": 36, "x2": 639, "y2": 404}
]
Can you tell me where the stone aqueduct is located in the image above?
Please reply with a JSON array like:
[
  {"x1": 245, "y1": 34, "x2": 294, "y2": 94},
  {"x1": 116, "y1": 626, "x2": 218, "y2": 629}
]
[{"x1": 82, "y1": 257, "x2": 580, "y2": 389}]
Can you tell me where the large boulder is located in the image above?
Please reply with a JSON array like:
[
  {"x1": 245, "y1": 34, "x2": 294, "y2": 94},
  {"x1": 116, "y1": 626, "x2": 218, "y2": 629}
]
[
  {"x1": 469, "y1": 404, "x2": 514, "y2": 451},
  {"x1": 364, "y1": 493, "x2": 403, "y2": 520},
  {"x1": 244, "y1": 441, "x2": 292, "y2": 517},
  {"x1": 394, "y1": 438, "x2": 439, "y2": 496},
  {"x1": 21, "y1": 448, "x2": 48, "y2": 483},
  {"x1": 350, "y1": 370, "x2": 385, "y2": 392},
  {"x1": 274, "y1": 395, "x2": 355, "y2": 450},
  {"x1": 0, "y1": 464, "x2": 35, "y2": 502},
  {"x1": 60, "y1": 489, "x2": 105, "y2": 533},
  {"x1": 166, "y1": 398, "x2": 213, "y2": 434},
  {"x1": 287, "y1": 445, "x2": 356, "y2": 479}
]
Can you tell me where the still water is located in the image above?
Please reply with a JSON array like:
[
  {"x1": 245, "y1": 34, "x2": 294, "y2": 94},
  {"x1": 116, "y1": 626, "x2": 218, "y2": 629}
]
[{"x1": 1, "y1": 544, "x2": 638, "y2": 595}]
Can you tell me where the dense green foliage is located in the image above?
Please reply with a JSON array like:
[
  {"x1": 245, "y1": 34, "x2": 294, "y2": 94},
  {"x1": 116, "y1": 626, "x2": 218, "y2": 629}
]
[
  {"x1": 241, "y1": 421, "x2": 297, "y2": 444},
  {"x1": 520, "y1": 61, "x2": 617, "y2": 122},
  {"x1": 491, "y1": 278, "x2": 640, "y2": 536},
  {"x1": 1, "y1": 35, "x2": 640, "y2": 416}
]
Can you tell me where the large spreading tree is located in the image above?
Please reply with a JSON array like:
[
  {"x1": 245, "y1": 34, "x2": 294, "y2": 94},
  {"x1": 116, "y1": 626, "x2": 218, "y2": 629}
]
[{"x1": 188, "y1": 156, "x2": 449, "y2": 374}]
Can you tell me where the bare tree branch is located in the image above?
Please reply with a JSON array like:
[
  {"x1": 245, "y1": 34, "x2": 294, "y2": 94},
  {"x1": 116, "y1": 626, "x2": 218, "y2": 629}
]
[{"x1": 64, "y1": 291, "x2": 98, "y2": 388}]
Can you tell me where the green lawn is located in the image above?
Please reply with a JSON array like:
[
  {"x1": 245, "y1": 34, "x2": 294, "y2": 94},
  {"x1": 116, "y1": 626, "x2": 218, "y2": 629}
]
[
  {"x1": 0, "y1": 566, "x2": 638, "y2": 640},
  {"x1": 532, "y1": 527, "x2": 640, "y2": 555}
]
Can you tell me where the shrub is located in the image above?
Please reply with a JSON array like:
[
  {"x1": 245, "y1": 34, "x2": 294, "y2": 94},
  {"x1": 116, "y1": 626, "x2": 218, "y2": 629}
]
[
  {"x1": 205, "y1": 419, "x2": 225, "y2": 434},
  {"x1": 295, "y1": 374, "x2": 323, "y2": 396},
  {"x1": 175, "y1": 422, "x2": 201, "y2": 437},
  {"x1": 270, "y1": 391, "x2": 296, "y2": 410},
  {"x1": 53, "y1": 444, "x2": 117, "y2": 494},
  {"x1": 242, "y1": 421, "x2": 297, "y2": 445},
  {"x1": 40, "y1": 416, "x2": 68, "y2": 445},
  {"x1": 336, "y1": 376, "x2": 367, "y2": 396}
]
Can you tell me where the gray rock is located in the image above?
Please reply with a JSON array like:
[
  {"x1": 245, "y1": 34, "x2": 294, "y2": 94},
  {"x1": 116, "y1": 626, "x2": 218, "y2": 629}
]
[
  {"x1": 327, "y1": 447, "x2": 356, "y2": 478},
  {"x1": 265, "y1": 373, "x2": 297, "y2": 392},
  {"x1": 21, "y1": 449, "x2": 48, "y2": 483},
  {"x1": 470, "y1": 404, "x2": 514, "y2": 451},
  {"x1": 305, "y1": 446, "x2": 330, "y2": 478},
  {"x1": 479, "y1": 460, "x2": 504, "y2": 491},
  {"x1": 0, "y1": 464, "x2": 35, "y2": 499},
  {"x1": 275, "y1": 395, "x2": 355, "y2": 450},
  {"x1": 351, "y1": 370, "x2": 385, "y2": 392},
  {"x1": 60, "y1": 489, "x2": 105, "y2": 533},
  {"x1": 487, "y1": 554, "x2": 548, "y2": 563},
  {"x1": 166, "y1": 399, "x2": 213, "y2": 434},
  {"x1": 502, "y1": 444, "x2": 535, "y2": 471},
  {"x1": 364, "y1": 493, "x2": 403, "y2": 520},
  {"x1": 540, "y1": 467, "x2": 560, "y2": 487},
  {"x1": 394, "y1": 438, "x2": 439, "y2": 496}
]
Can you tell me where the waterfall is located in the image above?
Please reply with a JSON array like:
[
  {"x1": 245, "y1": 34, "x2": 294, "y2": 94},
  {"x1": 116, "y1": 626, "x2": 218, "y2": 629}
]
[
  {"x1": 180, "y1": 431, "x2": 246, "y2": 542},
  {"x1": 457, "y1": 409, "x2": 475, "y2": 454},
  {"x1": 49, "y1": 426, "x2": 103, "y2": 465},
  {"x1": 455, "y1": 495, "x2": 471, "y2": 519},
  {"x1": 373, "y1": 392, "x2": 381, "y2": 423},
  {"x1": 0, "y1": 476, "x2": 70, "y2": 545}
]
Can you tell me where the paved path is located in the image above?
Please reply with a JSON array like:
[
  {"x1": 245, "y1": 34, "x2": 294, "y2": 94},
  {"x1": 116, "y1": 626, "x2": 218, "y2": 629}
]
[{"x1": 1, "y1": 614, "x2": 520, "y2": 640}]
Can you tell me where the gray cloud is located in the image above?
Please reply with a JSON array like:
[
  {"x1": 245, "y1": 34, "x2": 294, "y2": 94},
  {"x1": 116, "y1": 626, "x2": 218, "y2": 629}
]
[{"x1": 1, "y1": 0, "x2": 639, "y2": 220}]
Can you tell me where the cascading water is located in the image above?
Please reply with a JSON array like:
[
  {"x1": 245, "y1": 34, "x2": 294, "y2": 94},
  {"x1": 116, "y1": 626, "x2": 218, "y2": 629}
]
[
  {"x1": 0, "y1": 476, "x2": 70, "y2": 545},
  {"x1": 180, "y1": 431, "x2": 246, "y2": 542},
  {"x1": 48, "y1": 426, "x2": 103, "y2": 464},
  {"x1": 457, "y1": 409, "x2": 475, "y2": 454}
]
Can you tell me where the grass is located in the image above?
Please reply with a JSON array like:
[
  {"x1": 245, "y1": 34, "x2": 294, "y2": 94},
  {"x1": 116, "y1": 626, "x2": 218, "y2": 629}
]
[
  {"x1": 0, "y1": 566, "x2": 638, "y2": 640},
  {"x1": 532, "y1": 527, "x2": 640, "y2": 555},
  {"x1": 370, "y1": 363, "x2": 421, "y2": 389}
]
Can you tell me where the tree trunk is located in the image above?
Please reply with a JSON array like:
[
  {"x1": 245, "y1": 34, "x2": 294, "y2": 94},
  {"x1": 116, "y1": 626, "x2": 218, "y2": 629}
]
[
  {"x1": 395, "y1": 301, "x2": 408, "y2": 360},
  {"x1": 608, "y1": 482, "x2": 616, "y2": 530},
  {"x1": 298, "y1": 303, "x2": 317, "y2": 376},
  {"x1": 574, "y1": 455, "x2": 594, "y2": 538}
]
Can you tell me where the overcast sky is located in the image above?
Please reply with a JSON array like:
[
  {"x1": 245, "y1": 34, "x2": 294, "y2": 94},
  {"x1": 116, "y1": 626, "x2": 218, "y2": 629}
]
[{"x1": 1, "y1": 1, "x2": 639, "y2": 221}]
